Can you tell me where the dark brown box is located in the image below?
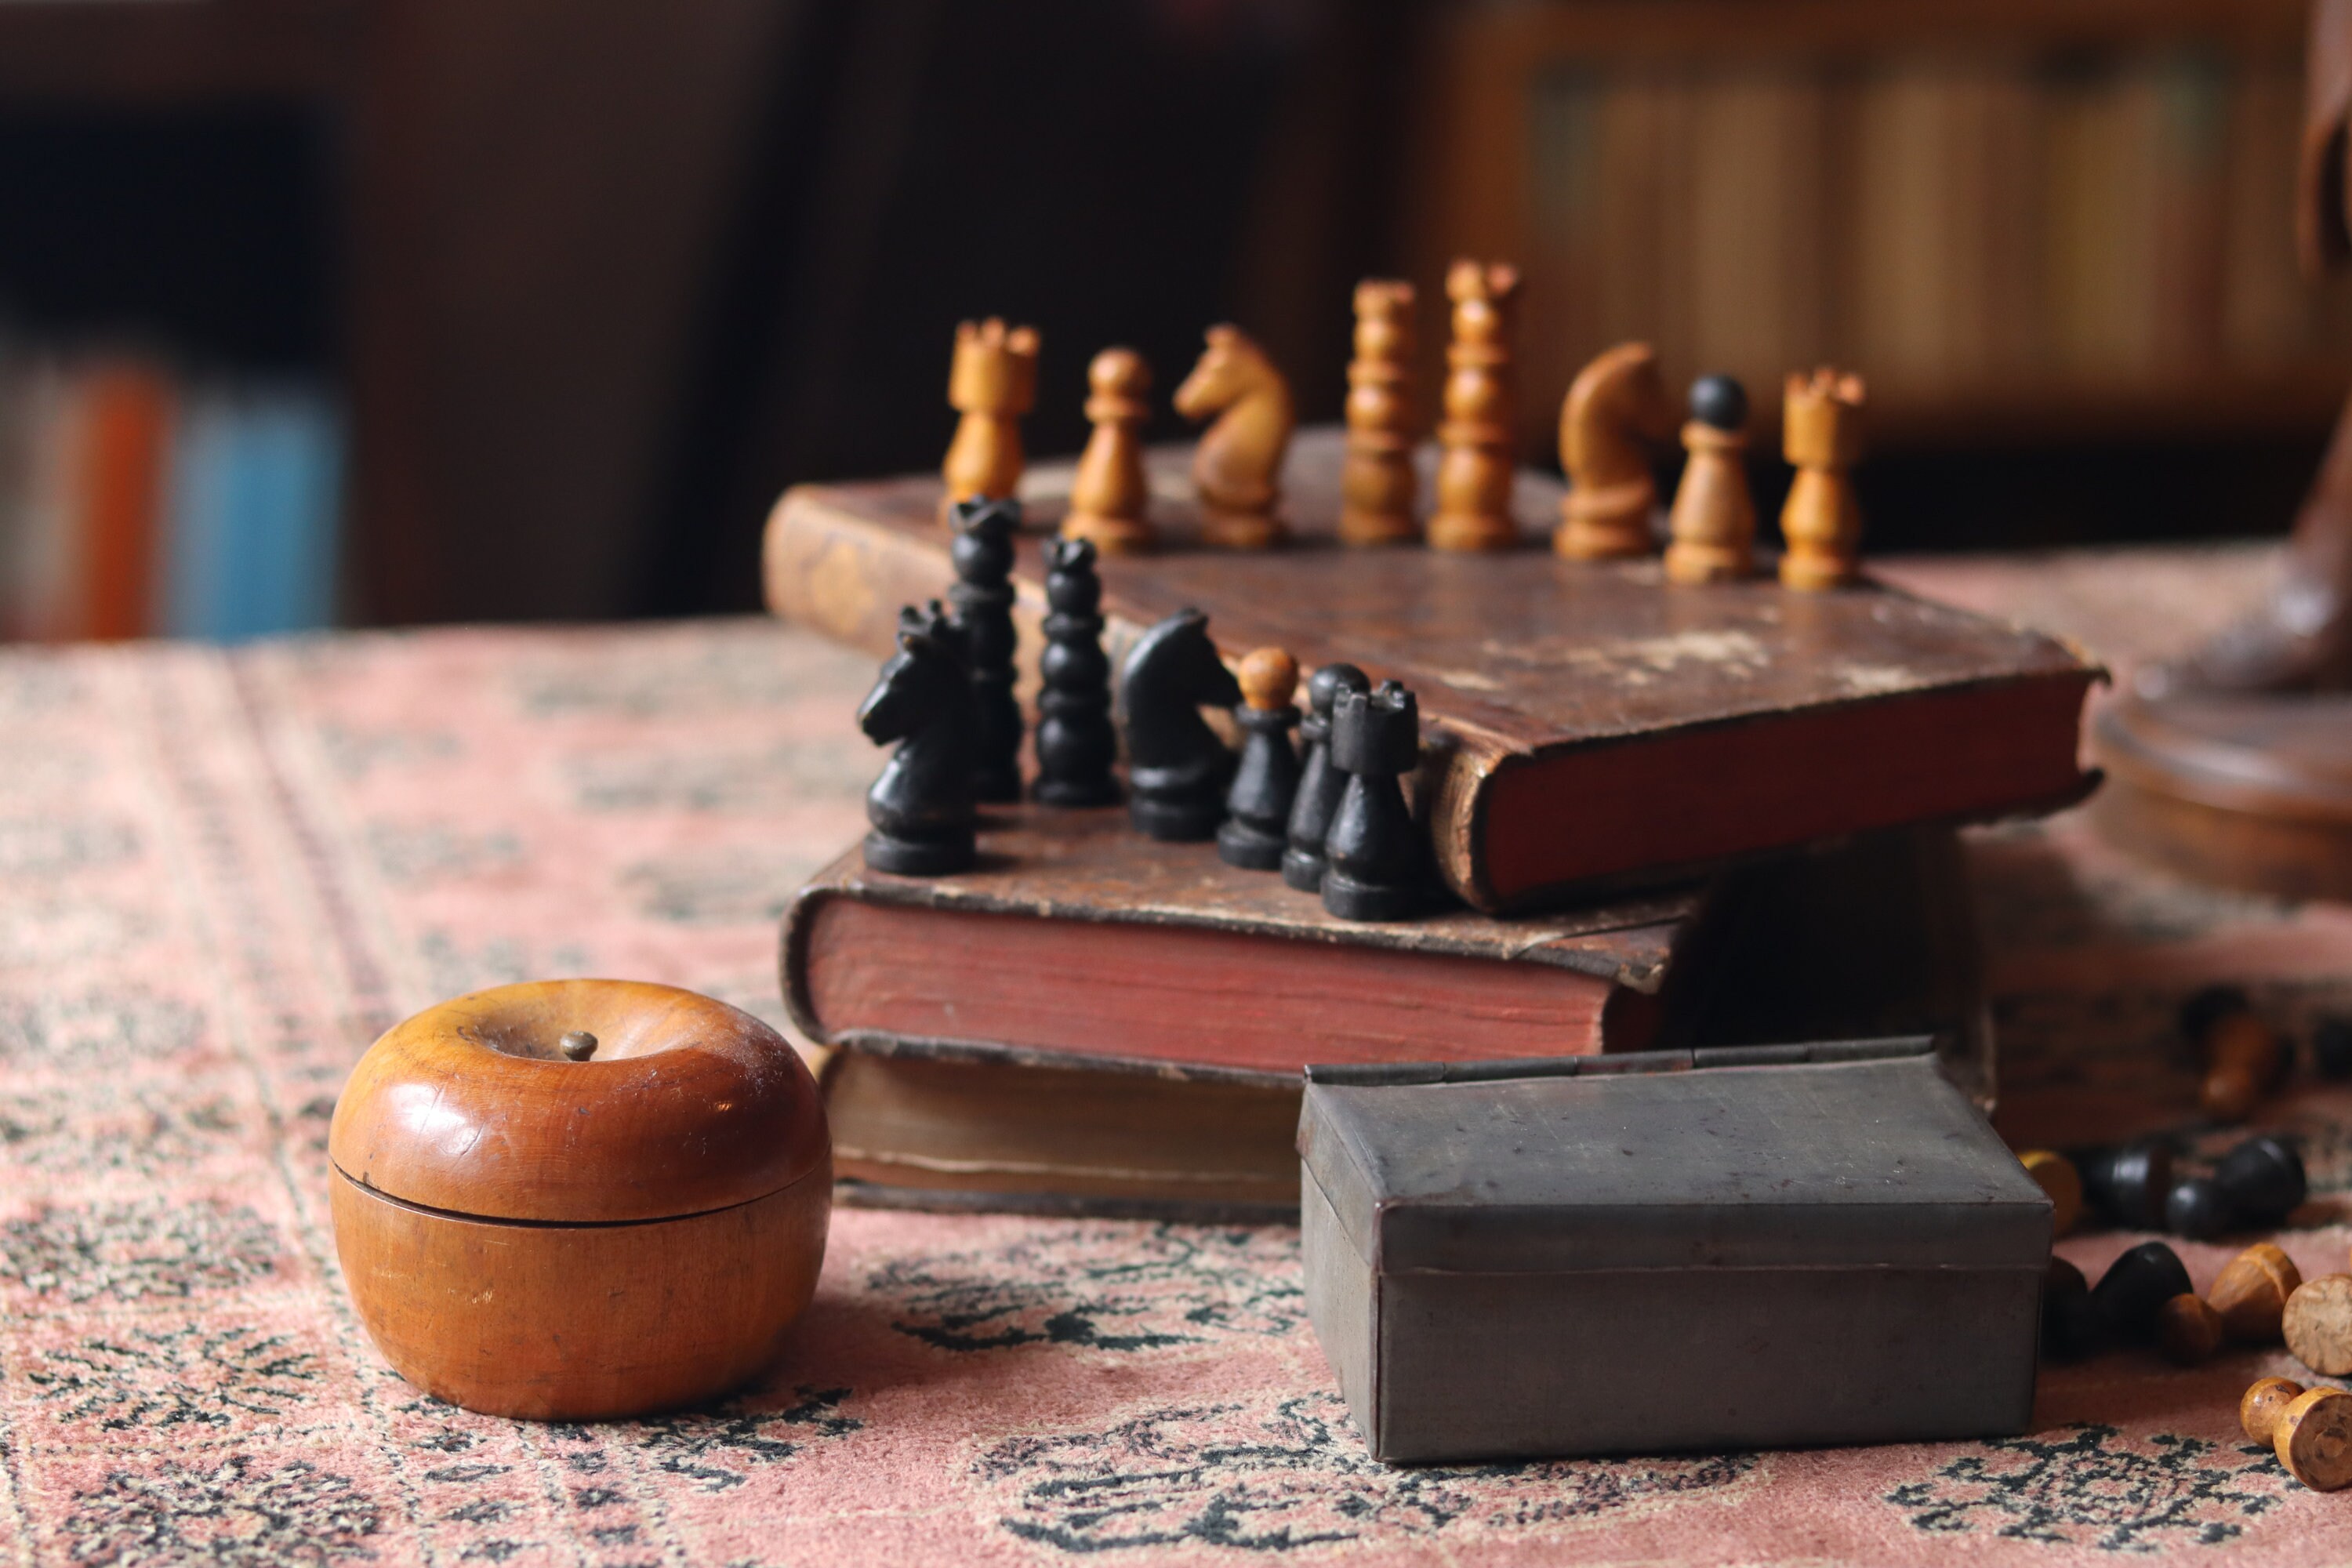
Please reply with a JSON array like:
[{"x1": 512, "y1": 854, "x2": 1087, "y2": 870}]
[{"x1": 1298, "y1": 1040, "x2": 2049, "y2": 1464}]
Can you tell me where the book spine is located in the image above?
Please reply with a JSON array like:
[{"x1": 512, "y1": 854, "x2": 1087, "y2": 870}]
[{"x1": 78, "y1": 358, "x2": 173, "y2": 641}]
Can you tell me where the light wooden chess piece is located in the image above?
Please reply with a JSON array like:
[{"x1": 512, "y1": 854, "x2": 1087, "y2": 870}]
[
  {"x1": 2242, "y1": 1377, "x2": 2352, "y2": 1491},
  {"x1": 1779, "y1": 367, "x2": 1867, "y2": 590},
  {"x1": 1062, "y1": 347, "x2": 1156, "y2": 556},
  {"x1": 1174, "y1": 325, "x2": 1294, "y2": 550},
  {"x1": 1555, "y1": 341, "x2": 1676, "y2": 560},
  {"x1": 941, "y1": 318, "x2": 1039, "y2": 522},
  {"x1": 1341, "y1": 279, "x2": 1417, "y2": 546},
  {"x1": 1428, "y1": 259, "x2": 1521, "y2": 553},
  {"x1": 1664, "y1": 374, "x2": 1756, "y2": 584}
]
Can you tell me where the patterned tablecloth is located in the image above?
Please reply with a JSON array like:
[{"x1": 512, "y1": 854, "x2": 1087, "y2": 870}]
[{"x1": 7, "y1": 543, "x2": 2352, "y2": 1567}]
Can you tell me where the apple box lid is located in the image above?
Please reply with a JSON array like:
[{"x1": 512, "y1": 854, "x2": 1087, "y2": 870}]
[
  {"x1": 328, "y1": 980, "x2": 829, "y2": 1224},
  {"x1": 1298, "y1": 1039, "x2": 2050, "y2": 1276}
]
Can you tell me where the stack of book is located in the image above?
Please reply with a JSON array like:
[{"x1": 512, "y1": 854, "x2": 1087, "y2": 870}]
[
  {"x1": 0, "y1": 343, "x2": 343, "y2": 642},
  {"x1": 765, "y1": 435, "x2": 2100, "y2": 1218}
]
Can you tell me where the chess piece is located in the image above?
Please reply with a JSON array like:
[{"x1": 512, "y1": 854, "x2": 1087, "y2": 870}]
[
  {"x1": 2241, "y1": 1379, "x2": 2352, "y2": 1491},
  {"x1": 2285, "y1": 1274, "x2": 2352, "y2": 1375},
  {"x1": 1033, "y1": 537, "x2": 1120, "y2": 807},
  {"x1": 1555, "y1": 341, "x2": 1676, "y2": 560},
  {"x1": 1341, "y1": 280, "x2": 1418, "y2": 546},
  {"x1": 2317, "y1": 1015, "x2": 2352, "y2": 1078},
  {"x1": 1218, "y1": 648, "x2": 1303, "y2": 870},
  {"x1": 2018, "y1": 1149, "x2": 2082, "y2": 1236},
  {"x1": 2183, "y1": 986, "x2": 2285, "y2": 1122},
  {"x1": 2164, "y1": 1175, "x2": 2232, "y2": 1240},
  {"x1": 858, "y1": 603, "x2": 977, "y2": 875},
  {"x1": 1063, "y1": 347, "x2": 1156, "y2": 555},
  {"x1": 1778, "y1": 367, "x2": 1867, "y2": 590},
  {"x1": 1282, "y1": 662, "x2": 1370, "y2": 891},
  {"x1": 1174, "y1": 325, "x2": 1294, "y2": 550},
  {"x1": 941, "y1": 317, "x2": 1040, "y2": 518},
  {"x1": 2216, "y1": 1134, "x2": 2308, "y2": 1226},
  {"x1": 2091, "y1": 1240, "x2": 2194, "y2": 1340},
  {"x1": 2075, "y1": 1141, "x2": 2174, "y2": 1229},
  {"x1": 1120, "y1": 608, "x2": 1240, "y2": 841},
  {"x1": 1664, "y1": 374, "x2": 1757, "y2": 584},
  {"x1": 949, "y1": 497, "x2": 1022, "y2": 802},
  {"x1": 2157, "y1": 1293, "x2": 2225, "y2": 1365},
  {"x1": 1428, "y1": 260, "x2": 1522, "y2": 553},
  {"x1": 2042, "y1": 1258, "x2": 2104, "y2": 1359},
  {"x1": 2210, "y1": 1242, "x2": 2303, "y2": 1344},
  {"x1": 1323, "y1": 680, "x2": 1425, "y2": 921}
]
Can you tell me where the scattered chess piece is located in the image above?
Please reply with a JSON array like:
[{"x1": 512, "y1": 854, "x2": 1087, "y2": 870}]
[
  {"x1": 2165, "y1": 1175, "x2": 2234, "y2": 1241},
  {"x1": 941, "y1": 317, "x2": 1040, "y2": 518},
  {"x1": 2018, "y1": 1149, "x2": 2082, "y2": 1237},
  {"x1": 2316, "y1": 1015, "x2": 2352, "y2": 1079},
  {"x1": 1033, "y1": 537, "x2": 1120, "y2": 807},
  {"x1": 1218, "y1": 648, "x2": 1303, "y2": 870},
  {"x1": 2286, "y1": 1274, "x2": 2352, "y2": 1376},
  {"x1": 1340, "y1": 279, "x2": 1418, "y2": 546},
  {"x1": 1174, "y1": 325, "x2": 1294, "y2": 550},
  {"x1": 2183, "y1": 985, "x2": 2285, "y2": 1122},
  {"x1": 2210, "y1": 1242, "x2": 2303, "y2": 1344},
  {"x1": 1120, "y1": 608, "x2": 1240, "y2": 841},
  {"x1": 2241, "y1": 1378, "x2": 2352, "y2": 1491},
  {"x1": 1555, "y1": 341, "x2": 1676, "y2": 560},
  {"x1": 1664, "y1": 375, "x2": 1757, "y2": 585},
  {"x1": 1323, "y1": 680, "x2": 1425, "y2": 921},
  {"x1": 2075, "y1": 1141, "x2": 2174, "y2": 1229},
  {"x1": 1063, "y1": 347, "x2": 1156, "y2": 556},
  {"x1": 857, "y1": 603, "x2": 978, "y2": 876},
  {"x1": 2216, "y1": 1134, "x2": 2309, "y2": 1226},
  {"x1": 1777, "y1": 368, "x2": 1867, "y2": 590},
  {"x1": 1282, "y1": 662, "x2": 1370, "y2": 892},
  {"x1": 949, "y1": 497, "x2": 1022, "y2": 803},
  {"x1": 2091, "y1": 1240, "x2": 2194, "y2": 1341},
  {"x1": 1428, "y1": 260, "x2": 1521, "y2": 554},
  {"x1": 2157, "y1": 1292, "x2": 2225, "y2": 1365},
  {"x1": 2043, "y1": 1258, "x2": 2104, "y2": 1360}
]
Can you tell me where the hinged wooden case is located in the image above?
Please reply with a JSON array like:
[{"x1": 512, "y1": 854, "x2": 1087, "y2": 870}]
[{"x1": 1298, "y1": 1039, "x2": 2049, "y2": 1463}]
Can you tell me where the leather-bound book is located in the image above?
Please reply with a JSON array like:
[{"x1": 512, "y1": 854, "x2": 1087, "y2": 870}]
[
  {"x1": 764, "y1": 429, "x2": 2100, "y2": 913},
  {"x1": 784, "y1": 811, "x2": 1990, "y2": 1218}
]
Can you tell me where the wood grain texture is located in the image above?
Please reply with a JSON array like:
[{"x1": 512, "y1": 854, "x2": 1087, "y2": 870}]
[
  {"x1": 2211, "y1": 1242, "x2": 2302, "y2": 1343},
  {"x1": 332, "y1": 1168, "x2": 829, "y2": 1421},
  {"x1": 762, "y1": 428, "x2": 2100, "y2": 912},
  {"x1": 330, "y1": 979, "x2": 827, "y2": 1223},
  {"x1": 2285, "y1": 1273, "x2": 2352, "y2": 1376}
]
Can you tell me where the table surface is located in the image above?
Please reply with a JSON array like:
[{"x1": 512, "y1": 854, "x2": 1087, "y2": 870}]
[{"x1": 6, "y1": 542, "x2": 2352, "y2": 1567}]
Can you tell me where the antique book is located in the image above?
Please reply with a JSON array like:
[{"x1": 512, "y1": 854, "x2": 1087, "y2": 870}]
[
  {"x1": 787, "y1": 811, "x2": 1990, "y2": 1217},
  {"x1": 763, "y1": 427, "x2": 2100, "y2": 913}
]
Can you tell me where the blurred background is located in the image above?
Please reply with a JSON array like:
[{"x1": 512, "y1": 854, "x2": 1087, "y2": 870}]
[{"x1": 0, "y1": 0, "x2": 2341, "y2": 639}]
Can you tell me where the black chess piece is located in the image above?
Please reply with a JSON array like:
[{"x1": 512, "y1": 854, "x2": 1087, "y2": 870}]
[
  {"x1": 2164, "y1": 1175, "x2": 2234, "y2": 1240},
  {"x1": 1322, "y1": 679, "x2": 1426, "y2": 921},
  {"x1": 2090, "y1": 1240, "x2": 2194, "y2": 1341},
  {"x1": 2215, "y1": 1134, "x2": 2307, "y2": 1226},
  {"x1": 949, "y1": 496, "x2": 1022, "y2": 803},
  {"x1": 1218, "y1": 648, "x2": 1303, "y2": 871},
  {"x1": 857, "y1": 602, "x2": 977, "y2": 875},
  {"x1": 1282, "y1": 662, "x2": 1369, "y2": 892},
  {"x1": 1033, "y1": 536, "x2": 1120, "y2": 806},
  {"x1": 2315, "y1": 1015, "x2": 2352, "y2": 1080},
  {"x1": 2073, "y1": 1141, "x2": 2174, "y2": 1229},
  {"x1": 2042, "y1": 1258, "x2": 2105, "y2": 1360},
  {"x1": 1121, "y1": 608, "x2": 1240, "y2": 840}
]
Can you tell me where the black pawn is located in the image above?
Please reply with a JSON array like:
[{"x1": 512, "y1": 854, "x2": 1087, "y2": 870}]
[
  {"x1": 1282, "y1": 662, "x2": 1369, "y2": 892},
  {"x1": 2074, "y1": 1142, "x2": 2173, "y2": 1229},
  {"x1": 1690, "y1": 372, "x2": 1748, "y2": 431},
  {"x1": 1033, "y1": 537, "x2": 1120, "y2": 807},
  {"x1": 1322, "y1": 680, "x2": 1426, "y2": 922},
  {"x1": 2089, "y1": 1240, "x2": 2193, "y2": 1341},
  {"x1": 1218, "y1": 650, "x2": 1303, "y2": 871},
  {"x1": 2163, "y1": 1175, "x2": 2233, "y2": 1240},
  {"x1": 949, "y1": 497, "x2": 1022, "y2": 803},
  {"x1": 858, "y1": 603, "x2": 977, "y2": 876},
  {"x1": 2214, "y1": 1134, "x2": 2307, "y2": 1227},
  {"x1": 2042, "y1": 1258, "x2": 2105, "y2": 1360}
]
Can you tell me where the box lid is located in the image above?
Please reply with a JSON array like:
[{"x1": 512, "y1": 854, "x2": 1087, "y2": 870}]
[{"x1": 1298, "y1": 1040, "x2": 2049, "y2": 1276}]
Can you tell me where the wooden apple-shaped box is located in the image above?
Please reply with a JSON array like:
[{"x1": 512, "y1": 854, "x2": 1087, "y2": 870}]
[{"x1": 329, "y1": 980, "x2": 831, "y2": 1420}]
